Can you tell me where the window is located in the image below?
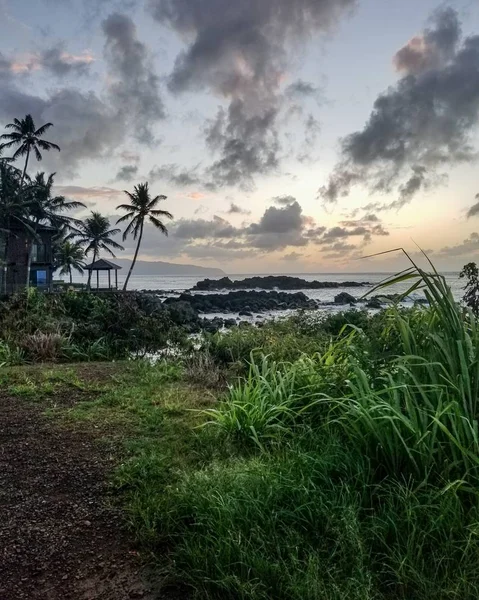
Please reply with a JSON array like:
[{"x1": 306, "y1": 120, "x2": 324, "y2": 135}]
[
  {"x1": 31, "y1": 269, "x2": 48, "y2": 287},
  {"x1": 32, "y1": 243, "x2": 48, "y2": 263}
]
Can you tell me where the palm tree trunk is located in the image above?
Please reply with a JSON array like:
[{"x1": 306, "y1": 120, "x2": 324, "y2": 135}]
[
  {"x1": 69, "y1": 269, "x2": 72, "y2": 285},
  {"x1": 21, "y1": 147, "x2": 30, "y2": 188},
  {"x1": 25, "y1": 219, "x2": 39, "y2": 290},
  {"x1": 87, "y1": 250, "x2": 97, "y2": 289},
  {"x1": 3, "y1": 228, "x2": 9, "y2": 295},
  {"x1": 123, "y1": 221, "x2": 143, "y2": 291}
]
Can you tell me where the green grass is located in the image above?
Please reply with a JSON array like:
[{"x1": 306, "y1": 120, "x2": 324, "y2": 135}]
[{"x1": 6, "y1": 258, "x2": 479, "y2": 599}]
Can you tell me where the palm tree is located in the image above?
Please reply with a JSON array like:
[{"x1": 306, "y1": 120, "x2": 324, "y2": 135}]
[
  {"x1": 0, "y1": 115, "x2": 60, "y2": 186},
  {"x1": 57, "y1": 241, "x2": 85, "y2": 285},
  {"x1": 24, "y1": 172, "x2": 85, "y2": 287},
  {"x1": 0, "y1": 163, "x2": 37, "y2": 293},
  {"x1": 73, "y1": 212, "x2": 124, "y2": 288},
  {"x1": 117, "y1": 182, "x2": 173, "y2": 291}
]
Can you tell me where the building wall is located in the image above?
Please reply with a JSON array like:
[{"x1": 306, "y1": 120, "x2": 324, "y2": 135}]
[{"x1": 0, "y1": 230, "x2": 54, "y2": 294}]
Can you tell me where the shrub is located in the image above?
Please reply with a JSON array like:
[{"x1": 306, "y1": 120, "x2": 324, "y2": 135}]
[{"x1": 20, "y1": 331, "x2": 68, "y2": 363}]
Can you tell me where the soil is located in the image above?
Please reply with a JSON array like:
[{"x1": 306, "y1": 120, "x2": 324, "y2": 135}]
[{"x1": 0, "y1": 377, "x2": 176, "y2": 600}]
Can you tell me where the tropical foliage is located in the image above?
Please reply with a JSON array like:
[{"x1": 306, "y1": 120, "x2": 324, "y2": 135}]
[
  {"x1": 56, "y1": 241, "x2": 85, "y2": 284},
  {"x1": 0, "y1": 115, "x2": 173, "y2": 291},
  {"x1": 0, "y1": 114, "x2": 60, "y2": 185},
  {"x1": 71, "y1": 212, "x2": 124, "y2": 288}
]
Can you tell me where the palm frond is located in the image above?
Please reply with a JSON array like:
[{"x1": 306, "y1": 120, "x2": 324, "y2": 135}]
[{"x1": 149, "y1": 215, "x2": 169, "y2": 235}]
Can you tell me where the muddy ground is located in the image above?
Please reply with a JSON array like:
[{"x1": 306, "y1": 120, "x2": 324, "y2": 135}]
[{"x1": 0, "y1": 369, "x2": 178, "y2": 600}]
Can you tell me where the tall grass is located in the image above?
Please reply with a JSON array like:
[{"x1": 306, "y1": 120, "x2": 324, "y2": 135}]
[{"x1": 119, "y1": 255, "x2": 479, "y2": 599}]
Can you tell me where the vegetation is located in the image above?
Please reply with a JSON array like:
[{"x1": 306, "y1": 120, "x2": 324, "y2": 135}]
[
  {"x1": 117, "y1": 182, "x2": 173, "y2": 291},
  {"x1": 461, "y1": 261, "x2": 479, "y2": 315},
  {"x1": 0, "y1": 288, "x2": 188, "y2": 363},
  {"x1": 56, "y1": 241, "x2": 86, "y2": 284},
  {"x1": 0, "y1": 115, "x2": 174, "y2": 290},
  {"x1": 71, "y1": 212, "x2": 124, "y2": 288},
  {"x1": 87, "y1": 260, "x2": 479, "y2": 600},
  {"x1": 0, "y1": 114, "x2": 60, "y2": 185}
]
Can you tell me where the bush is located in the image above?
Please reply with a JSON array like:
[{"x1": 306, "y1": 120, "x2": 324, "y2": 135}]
[{"x1": 0, "y1": 289, "x2": 188, "y2": 363}]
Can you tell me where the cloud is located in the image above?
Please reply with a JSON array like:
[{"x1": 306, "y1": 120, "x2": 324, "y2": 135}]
[
  {"x1": 319, "y1": 8, "x2": 479, "y2": 210},
  {"x1": 438, "y1": 232, "x2": 479, "y2": 258},
  {"x1": 248, "y1": 201, "x2": 304, "y2": 234},
  {"x1": 117, "y1": 196, "x2": 388, "y2": 262},
  {"x1": 187, "y1": 192, "x2": 206, "y2": 200},
  {"x1": 286, "y1": 80, "x2": 321, "y2": 99},
  {"x1": 0, "y1": 13, "x2": 165, "y2": 175},
  {"x1": 148, "y1": 0, "x2": 356, "y2": 188},
  {"x1": 148, "y1": 164, "x2": 202, "y2": 187},
  {"x1": 273, "y1": 195, "x2": 296, "y2": 206},
  {"x1": 339, "y1": 213, "x2": 380, "y2": 227},
  {"x1": 174, "y1": 215, "x2": 237, "y2": 240},
  {"x1": 2, "y1": 45, "x2": 94, "y2": 77},
  {"x1": 394, "y1": 7, "x2": 460, "y2": 75},
  {"x1": 114, "y1": 164, "x2": 139, "y2": 181},
  {"x1": 102, "y1": 13, "x2": 165, "y2": 145},
  {"x1": 467, "y1": 194, "x2": 479, "y2": 218},
  {"x1": 281, "y1": 251, "x2": 303, "y2": 261},
  {"x1": 119, "y1": 150, "x2": 140, "y2": 163},
  {"x1": 227, "y1": 202, "x2": 251, "y2": 215},
  {"x1": 55, "y1": 185, "x2": 123, "y2": 202}
]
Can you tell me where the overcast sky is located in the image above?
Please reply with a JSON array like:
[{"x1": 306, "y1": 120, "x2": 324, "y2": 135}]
[{"x1": 1, "y1": 0, "x2": 479, "y2": 273}]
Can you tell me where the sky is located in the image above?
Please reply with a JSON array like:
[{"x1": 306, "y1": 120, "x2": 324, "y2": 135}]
[{"x1": 1, "y1": 0, "x2": 479, "y2": 273}]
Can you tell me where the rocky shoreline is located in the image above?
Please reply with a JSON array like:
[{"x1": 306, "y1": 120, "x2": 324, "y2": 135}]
[
  {"x1": 163, "y1": 290, "x2": 317, "y2": 314},
  {"x1": 192, "y1": 275, "x2": 371, "y2": 291}
]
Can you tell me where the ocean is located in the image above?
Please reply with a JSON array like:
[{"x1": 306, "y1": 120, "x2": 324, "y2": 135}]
[{"x1": 82, "y1": 272, "x2": 465, "y2": 303}]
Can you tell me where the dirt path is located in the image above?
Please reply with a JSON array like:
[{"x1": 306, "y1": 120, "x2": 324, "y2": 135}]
[{"x1": 0, "y1": 393, "x2": 161, "y2": 600}]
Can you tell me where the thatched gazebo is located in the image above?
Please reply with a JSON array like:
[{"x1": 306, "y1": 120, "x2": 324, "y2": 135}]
[{"x1": 85, "y1": 259, "x2": 122, "y2": 290}]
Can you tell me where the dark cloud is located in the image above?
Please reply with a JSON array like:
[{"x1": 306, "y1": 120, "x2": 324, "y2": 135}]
[
  {"x1": 118, "y1": 195, "x2": 388, "y2": 261},
  {"x1": 0, "y1": 13, "x2": 165, "y2": 175},
  {"x1": 114, "y1": 164, "x2": 139, "y2": 181},
  {"x1": 394, "y1": 7, "x2": 460, "y2": 75},
  {"x1": 148, "y1": 0, "x2": 356, "y2": 188},
  {"x1": 438, "y1": 232, "x2": 479, "y2": 257},
  {"x1": 286, "y1": 80, "x2": 320, "y2": 98},
  {"x1": 0, "y1": 45, "x2": 94, "y2": 78},
  {"x1": 205, "y1": 101, "x2": 280, "y2": 189},
  {"x1": 0, "y1": 87, "x2": 123, "y2": 174},
  {"x1": 248, "y1": 201, "x2": 303, "y2": 235},
  {"x1": 282, "y1": 251, "x2": 303, "y2": 261},
  {"x1": 340, "y1": 213, "x2": 380, "y2": 227},
  {"x1": 148, "y1": 164, "x2": 202, "y2": 187},
  {"x1": 467, "y1": 194, "x2": 479, "y2": 218},
  {"x1": 102, "y1": 13, "x2": 165, "y2": 145},
  {"x1": 37, "y1": 44, "x2": 94, "y2": 77},
  {"x1": 320, "y1": 8, "x2": 479, "y2": 210},
  {"x1": 273, "y1": 195, "x2": 296, "y2": 206},
  {"x1": 174, "y1": 215, "x2": 237, "y2": 240},
  {"x1": 322, "y1": 226, "x2": 369, "y2": 241},
  {"x1": 227, "y1": 203, "x2": 251, "y2": 215}
]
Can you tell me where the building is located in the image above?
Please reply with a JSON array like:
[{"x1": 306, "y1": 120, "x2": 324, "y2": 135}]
[{"x1": 0, "y1": 223, "x2": 56, "y2": 294}]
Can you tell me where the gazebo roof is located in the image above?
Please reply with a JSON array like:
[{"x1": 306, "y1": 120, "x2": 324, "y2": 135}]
[{"x1": 85, "y1": 259, "x2": 122, "y2": 271}]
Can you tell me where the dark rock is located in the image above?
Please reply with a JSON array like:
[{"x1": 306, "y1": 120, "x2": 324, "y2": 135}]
[
  {"x1": 192, "y1": 275, "x2": 371, "y2": 291},
  {"x1": 164, "y1": 290, "x2": 316, "y2": 314},
  {"x1": 334, "y1": 292, "x2": 357, "y2": 305},
  {"x1": 366, "y1": 297, "x2": 383, "y2": 309},
  {"x1": 239, "y1": 311, "x2": 253, "y2": 317}
]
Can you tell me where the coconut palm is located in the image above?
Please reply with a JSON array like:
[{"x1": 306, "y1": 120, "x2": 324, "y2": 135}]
[
  {"x1": 0, "y1": 115, "x2": 60, "y2": 186},
  {"x1": 57, "y1": 241, "x2": 85, "y2": 285},
  {"x1": 73, "y1": 212, "x2": 124, "y2": 288},
  {"x1": 23, "y1": 172, "x2": 86, "y2": 287},
  {"x1": 0, "y1": 163, "x2": 37, "y2": 293},
  {"x1": 116, "y1": 182, "x2": 173, "y2": 291}
]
